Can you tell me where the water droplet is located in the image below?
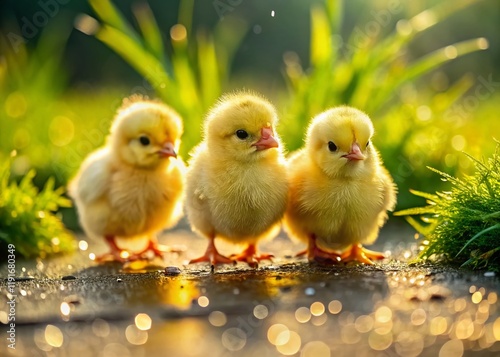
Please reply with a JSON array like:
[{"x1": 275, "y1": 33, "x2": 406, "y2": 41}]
[
  {"x1": 253, "y1": 305, "x2": 269, "y2": 319},
  {"x1": 78, "y1": 240, "x2": 88, "y2": 251},
  {"x1": 198, "y1": 296, "x2": 209, "y2": 307},
  {"x1": 208, "y1": 311, "x2": 227, "y2": 327},
  {"x1": 45, "y1": 325, "x2": 63, "y2": 347},
  {"x1": 222, "y1": 328, "x2": 246, "y2": 351},
  {"x1": 305, "y1": 287, "x2": 315, "y2": 296},
  {"x1": 125, "y1": 324, "x2": 148, "y2": 345},
  {"x1": 135, "y1": 313, "x2": 152, "y2": 331}
]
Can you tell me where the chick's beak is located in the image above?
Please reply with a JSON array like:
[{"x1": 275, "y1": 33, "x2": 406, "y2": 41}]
[
  {"x1": 342, "y1": 142, "x2": 365, "y2": 161},
  {"x1": 158, "y1": 141, "x2": 177, "y2": 158},
  {"x1": 252, "y1": 127, "x2": 279, "y2": 151}
]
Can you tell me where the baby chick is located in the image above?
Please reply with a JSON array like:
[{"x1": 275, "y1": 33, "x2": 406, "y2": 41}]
[
  {"x1": 284, "y1": 106, "x2": 396, "y2": 265},
  {"x1": 69, "y1": 96, "x2": 185, "y2": 262},
  {"x1": 185, "y1": 92, "x2": 288, "y2": 267}
]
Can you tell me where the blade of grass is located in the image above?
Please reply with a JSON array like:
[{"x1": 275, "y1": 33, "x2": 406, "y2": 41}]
[
  {"x1": 89, "y1": 0, "x2": 140, "y2": 43},
  {"x1": 197, "y1": 31, "x2": 220, "y2": 109},
  {"x1": 456, "y1": 223, "x2": 500, "y2": 257},
  {"x1": 369, "y1": 38, "x2": 488, "y2": 110},
  {"x1": 132, "y1": 2, "x2": 166, "y2": 65},
  {"x1": 94, "y1": 24, "x2": 175, "y2": 104},
  {"x1": 178, "y1": 0, "x2": 194, "y2": 35},
  {"x1": 310, "y1": 6, "x2": 332, "y2": 68}
]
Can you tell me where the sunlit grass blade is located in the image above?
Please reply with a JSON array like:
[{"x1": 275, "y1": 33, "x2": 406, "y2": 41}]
[
  {"x1": 89, "y1": 0, "x2": 140, "y2": 43},
  {"x1": 94, "y1": 24, "x2": 175, "y2": 104},
  {"x1": 368, "y1": 38, "x2": 488, "y2": 110},
  {"x1": 404, "y1": 216, "x2": 436, "y2": 237},
  {"x1": 310, "y1": 6, "x2": 332, "y2": 68},
  {"x1": 358, "y1": 0, "x2": 486, "y2": 71},
  {"x1": 325, "y1": 0, "x2": 343, "y2": 34},
  {"x1": 178, "y1": 0, "x2": 194, "y2": 35},
  {"x1": 213, "y1": 17, "x2": 247, "y2": 82},
  {"x1": 132, "y1": 2, "x2": 166, "y2": 65},
  {"x1": 197, "y1": 31, "x2": 220, "y2": 109}
]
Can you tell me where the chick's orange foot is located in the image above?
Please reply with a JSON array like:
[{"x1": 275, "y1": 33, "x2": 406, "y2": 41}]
[
  {"x1": 95, "y1": 236, "x2": 180, "y2": 263},
  {"x1": 230, "y1": 244, "x2": 273, "y2": 267},
  {"x1": 94, "y1": 235, "x2": 137, "y2": 263},
  {"x1": 189, "y1": 238, "x2": 233, "y2": 266},
  {"x1": 136, "y1": 239, "x2": 184, "y2": 258},
  {"x1": 340, "y1": 244, "x2": 385, "y2": 265},
  {"x1": 296, "y1": 235, "x2": 341, "y2": 264}
]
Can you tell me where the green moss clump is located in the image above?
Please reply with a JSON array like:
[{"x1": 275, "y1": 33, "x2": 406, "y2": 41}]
[
  {"x1": 395, "y1": 142, "x2": 500, "y2": 271},
  {"x1": 0, "y1": 153, "x2": 75, "y2": 258}
]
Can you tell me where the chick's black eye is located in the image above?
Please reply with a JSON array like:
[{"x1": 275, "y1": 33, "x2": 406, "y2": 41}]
[
  {"x1": 236, "y1": 129, "x2": 249, "y2": 140},
  {"x1": 139, "y1": 136, "x2": 150, "y2": 146},
  {"x1": 366, "y1": 140, "x2": 370, "y2": 148},
  {"x1": 328, "y1": 141, "x2": 337, "y2": 152}
]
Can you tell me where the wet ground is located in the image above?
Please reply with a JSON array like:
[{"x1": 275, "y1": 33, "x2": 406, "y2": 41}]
[{"x1": 1, "y1": 221, "x2": 500, "y2": 357}]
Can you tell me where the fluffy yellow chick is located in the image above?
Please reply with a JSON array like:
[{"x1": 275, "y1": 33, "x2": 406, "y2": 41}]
[
  {"x1": 185, "y1": 92, "x2": 288, "y2": 267},
  {"x1": 69, "y1": 96, "x2": 185, "y2": 262},
  {"x1": 284, "y1": 106, "x2": 396, "y2": 265}
]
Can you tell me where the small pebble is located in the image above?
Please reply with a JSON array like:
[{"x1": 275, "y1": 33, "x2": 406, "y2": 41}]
[
  {"x1": 62, "y1": 275, "x2": 77, "y2": 281},
  {"x1": 305, "y1": 287, "x2": 316, "y2": 296},
  {"x1": 116, "y1": 278, "x2": 123, "y2": 283},
  {"x1": 164, "y1": 266, "x2": 182, "y2": 276},
  {"x1": 484, "y1": 272, "x2": 496, "y2": 277},
  {"x1": 233, "y1": 288, "x2": 240, "y2": 295}
]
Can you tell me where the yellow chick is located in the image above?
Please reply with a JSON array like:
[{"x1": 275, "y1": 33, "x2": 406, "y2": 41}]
[
  {"x1": 185, "y1": 92, "x2": 288, "y2": 267},
  {"x1": 284, "y1": 106, "x2": 396, "y2": 265},
  {"x1": 69, "y1": 96, "x2": 185, "y2": 262}
]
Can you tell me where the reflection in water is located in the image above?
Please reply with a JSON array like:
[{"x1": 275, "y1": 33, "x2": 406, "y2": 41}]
[
  {"x1": 156, "y1": 277, "x2": 200, "y2": 310},
  {"x1": 7, "y1": 261, "x2": 500, "y2": 357}
]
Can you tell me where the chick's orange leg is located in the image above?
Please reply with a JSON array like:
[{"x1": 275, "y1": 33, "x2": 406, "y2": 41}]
[
  {"x1": 136, "y1": 237, "x2": 185, "y2": 259},
  {"x1": 297, "y1": 235, "x2": 341, "y2": 264},
  {"x1": 95, "y1": 235, "x2": 139, "y2": 263},
  {"x1": 230, "y1": 244, "x2": 273, "y2": 267},
  {"x1": 189, "y1": 236, "x2": 233, "y2": 266},
  {"x1": 340, "y1": 244, "x2": 385, "y2": 265}
]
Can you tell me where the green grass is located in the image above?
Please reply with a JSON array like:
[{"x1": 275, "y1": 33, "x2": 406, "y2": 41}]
[
  {"x1": 78, "y1": 0, "x2": 492, "y2": 209},
  {"x1": 0, "y1": 153, "x2": 75, "y2": 259},
  {"x1": 279, "y1": 0, "x2": 490, "y2": 208},
  {"x1": 76, "y1": 0, "x2": 247, "y2": 157},
  {"x1": 395, "y1": 142, "x2": 500, "y2": 272},
  {"x1": 0, "y1": 0, "x2": 498, "y2": 259}
]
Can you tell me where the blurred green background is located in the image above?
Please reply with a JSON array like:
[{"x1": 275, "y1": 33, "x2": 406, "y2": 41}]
[{"x1": 1, "y1": 0, "x2": 499, "y2": 232}]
